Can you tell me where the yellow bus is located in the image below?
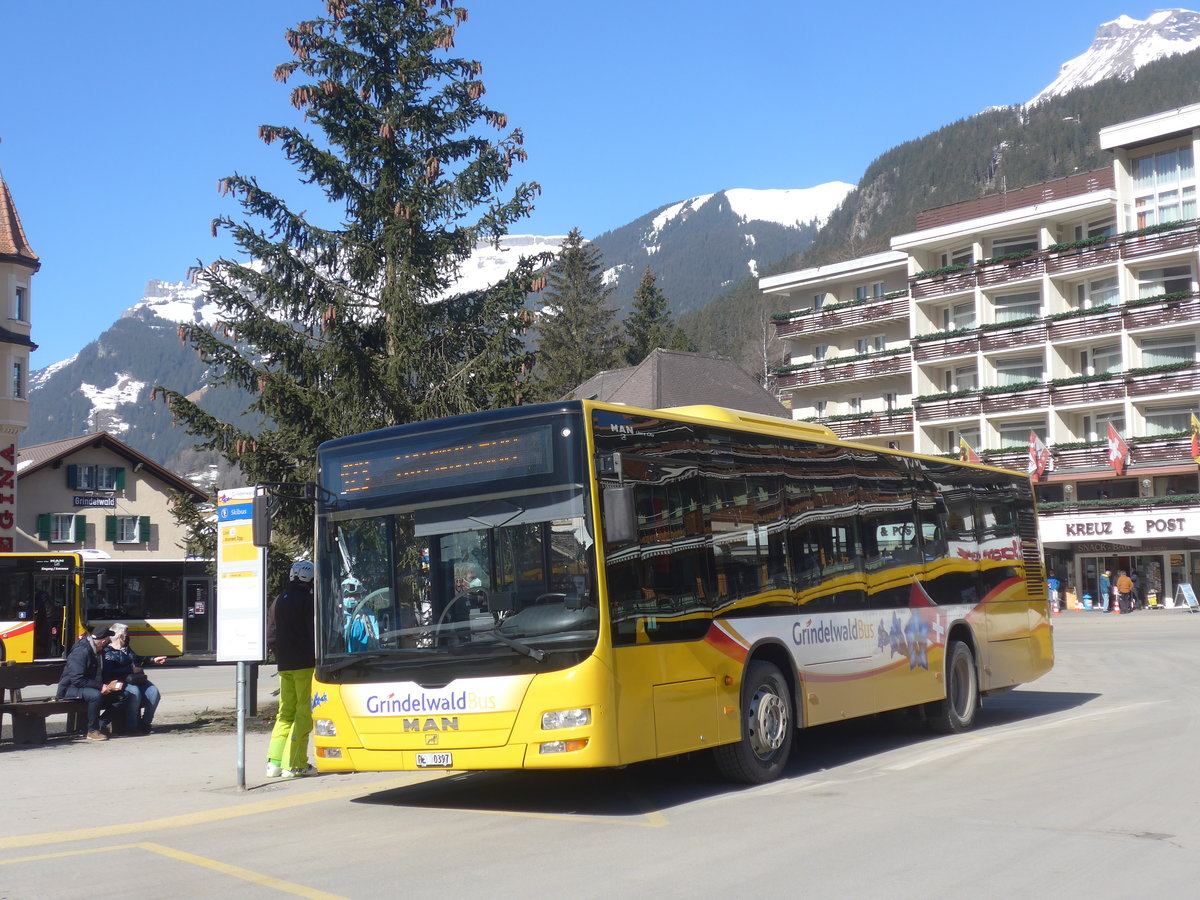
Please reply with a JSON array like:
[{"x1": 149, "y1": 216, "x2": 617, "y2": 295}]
[
  {"x1": 0, "y1": 553, "x2": 85, "y2": 662},
  {"x1": 308, "y1": 402, "x2": 1053, "y2": 783}
]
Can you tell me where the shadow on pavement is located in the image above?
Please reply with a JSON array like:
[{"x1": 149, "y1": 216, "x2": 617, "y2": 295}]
[{"x1": 351, "y1": 688, "x2": 1099, "y2": 816}]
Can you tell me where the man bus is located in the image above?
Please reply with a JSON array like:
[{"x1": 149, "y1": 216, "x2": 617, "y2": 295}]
[
  {"x1": 0, "y1": 553, "x2": 84, "y2": 662},
  {"x1": 301, "y1": 401, "x2": 1053, "y2": 784}
]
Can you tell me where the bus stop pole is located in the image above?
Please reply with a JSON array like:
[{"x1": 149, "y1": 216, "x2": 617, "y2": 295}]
[{"x1": 236, "y1": 661, "x2": 247, "y2": 791}]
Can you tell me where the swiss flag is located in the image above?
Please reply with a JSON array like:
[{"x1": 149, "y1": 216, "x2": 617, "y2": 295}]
[{"x1": 1106, "y1": 423, "x2": 1129, "y2": 476}]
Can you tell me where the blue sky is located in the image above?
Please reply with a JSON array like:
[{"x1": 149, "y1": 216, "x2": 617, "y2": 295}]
[{"x1": 0, "y1": 1, "x2": 1164, "y2": 366}]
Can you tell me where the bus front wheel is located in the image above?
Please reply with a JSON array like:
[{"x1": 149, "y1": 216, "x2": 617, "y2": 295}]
[
  {"x1": 714, "y1": 660, "x2": 793, "y2": 784},
  {"x1": 928, "y1": 640, "x2": 978, "y2": 733}
]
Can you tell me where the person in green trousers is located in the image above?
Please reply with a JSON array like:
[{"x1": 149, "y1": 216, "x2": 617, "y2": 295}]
[{"x1": 266, "y1": 560, "x2": 317, "y2": 778}]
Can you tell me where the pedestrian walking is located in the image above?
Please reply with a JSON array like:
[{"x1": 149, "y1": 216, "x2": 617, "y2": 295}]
[
  {"x1": 1116, "y1": 570, "x2": 1134, "y2": 615},
  {"x1": 266, "y1": 560, "x2": 318, "y2": 778}
]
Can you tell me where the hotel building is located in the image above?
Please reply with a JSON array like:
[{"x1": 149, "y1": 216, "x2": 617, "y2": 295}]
[{"x1": 762, "y1": 103, "x2": 1200, "y2": 609}]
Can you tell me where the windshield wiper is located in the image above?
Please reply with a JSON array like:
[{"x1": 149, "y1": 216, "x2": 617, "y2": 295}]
[
  {"x1": 323, "y1": 650, "x2": 403, "y2": 673},
  {"x1": 489, "y1": 627, "x2": 545, "y2": 662}
]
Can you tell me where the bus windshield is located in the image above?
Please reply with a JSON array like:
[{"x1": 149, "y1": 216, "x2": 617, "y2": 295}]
[{"x1": 316, "y1": 408, "x2": 598, "y2": 679}]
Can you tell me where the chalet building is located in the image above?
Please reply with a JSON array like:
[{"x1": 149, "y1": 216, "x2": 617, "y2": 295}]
[
  {"x1": 762, "y1": 102, "x2": 1200, "y2": 609},
  {"x1": 0, "y1": 169, "x2": 38, "y2": 554},
  {"x1": 16, "y1": 432, "x2": 216, "y2": 653}
]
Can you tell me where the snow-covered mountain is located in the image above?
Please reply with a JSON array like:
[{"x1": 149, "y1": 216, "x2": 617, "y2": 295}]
[{"x1": 1029, "y1": 8, "x2": 1200, "y2": 104}]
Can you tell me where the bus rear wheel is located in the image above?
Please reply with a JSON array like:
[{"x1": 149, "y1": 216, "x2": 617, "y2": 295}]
[
  {"x1": 714, "y1": 660, "x2": 793, "y2": 784},
  {"x1": 928, "y1": 640, "x2": 978, "y2": 733}
]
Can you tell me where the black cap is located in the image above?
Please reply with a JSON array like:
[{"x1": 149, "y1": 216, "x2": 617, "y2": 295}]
[{"x1": 91, "y1": 625, "x2": 115, "y2": 639}]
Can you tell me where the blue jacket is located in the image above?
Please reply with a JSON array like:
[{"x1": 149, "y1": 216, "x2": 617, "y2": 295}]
[
  {"x1": 103, "y1": 645, "x2": 151, "y2": 680},
  {"x1": 58, "y1": 637, "x2": 104, "y2": 694}
]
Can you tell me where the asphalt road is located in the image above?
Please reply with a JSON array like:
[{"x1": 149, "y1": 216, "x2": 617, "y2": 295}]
[{"x1": 2, "y1": 611, "x2": 1198, "y2": 899}]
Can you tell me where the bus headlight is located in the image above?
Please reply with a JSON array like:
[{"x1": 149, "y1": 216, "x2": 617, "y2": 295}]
[
  {"x1": 315, "y1": 719, "x2": 337, "y2": 737},
  {"x1": 541, "y1": 708, "x2": 591, "y2": 730},
  {"x1": 316, "y1": 747, "x2": 342, "y2": 759},
  {"x1": 539, "y1": 739, "x2": 589, "y2": 754}
]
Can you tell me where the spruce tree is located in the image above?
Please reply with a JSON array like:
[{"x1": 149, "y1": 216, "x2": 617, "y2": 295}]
[
  {"x1": 153, "y1": 0, "x2": 544, "y2": 547},
  {"x1": 533, "y1": 228, "x2": 622, "y2": 398},
  {"x1": 624, "y1": 266, "x2": 677, "y2": 365}
]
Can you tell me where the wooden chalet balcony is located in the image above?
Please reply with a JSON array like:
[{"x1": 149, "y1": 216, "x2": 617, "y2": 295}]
[
  {"x1": 910, "y1": 271, "x2": 975, "y2": 300},
  {"x1": 775, "y1": 353, "x2": 910, "y2": 389},
  {"x1": 774, "y1": 295, "x2": 908, "y2": 339},
  {"x1": 823, "y1": 411, "x2": 914, "y2": 440},
  {"x1": 1009, "y1": 436, "x2": 1191, "y2": 472},
  {"x1": 1120, "y1": 226, "x2": 1200, "y2": 260}
]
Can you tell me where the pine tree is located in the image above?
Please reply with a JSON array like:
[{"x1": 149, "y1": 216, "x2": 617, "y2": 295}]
[
  {"x1": 532, "y1": 228, "x2": 622, "y2": 398},
  {"x1": 624, "y1": 266, "x2": 677, "y2": 365},
  {"x1": 152, "y1": 0, "x2": 544, "y2": 547}
]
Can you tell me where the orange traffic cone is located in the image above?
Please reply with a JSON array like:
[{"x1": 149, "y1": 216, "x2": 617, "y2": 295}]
[{"x1": 1112, "y1": 600, "x2": 1121, "y2": 615}]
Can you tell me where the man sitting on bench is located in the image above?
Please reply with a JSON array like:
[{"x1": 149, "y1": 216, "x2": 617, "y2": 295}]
[{"x1": 56, "y1": 625, "x2": 124, "y2": 742}]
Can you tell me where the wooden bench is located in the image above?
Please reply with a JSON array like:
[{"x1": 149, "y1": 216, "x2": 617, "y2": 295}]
[{"x1": 0, "y1": 661, "x2": 86, "y2": 744}]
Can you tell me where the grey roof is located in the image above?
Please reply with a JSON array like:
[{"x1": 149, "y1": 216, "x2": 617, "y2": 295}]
[{"x1": 569, "y1": 349, "x2": 789, "y2": 417}]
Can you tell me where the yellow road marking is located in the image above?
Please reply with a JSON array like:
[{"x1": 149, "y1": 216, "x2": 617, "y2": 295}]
[
  {"x1": 0, "y1": 771, "x2": 666, "y2": 852},
  {"x1": 0, "y1": 841, "x2": 348, "y2": 900}
]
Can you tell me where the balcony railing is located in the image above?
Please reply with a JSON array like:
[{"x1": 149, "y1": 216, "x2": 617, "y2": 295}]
[
  {"x1": 774, "y1": 295, "x2": 908, "y2": 338},
  {"x1": 909, "y1": 222, "x2": 1200, "y2": 299},
  {"x1": 776, "y1": 353, "x2": 911, "y2": 389},
  {"x1": 979, "y1": 321, "x2": 1048, "y2": 352},
  {"x1": 823, "y1": 411, "x2": 914, "y2": 440}
]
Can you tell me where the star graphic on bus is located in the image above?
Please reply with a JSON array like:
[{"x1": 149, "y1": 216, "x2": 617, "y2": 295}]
[
  {"x1": 887, "y1": 611, "x2": 907, "y2": 657},
  {"x1": 904, "y1": 612, "x2": 929, "y2": 670}
]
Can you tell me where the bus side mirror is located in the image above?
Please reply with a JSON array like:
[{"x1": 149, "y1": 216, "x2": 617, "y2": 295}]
[
  {"x1": 252, "y1": 490, "x2": 272, "y2": 548},
  {"x1": 603, "y1": 485, "x2": 637, "y2": 544}
]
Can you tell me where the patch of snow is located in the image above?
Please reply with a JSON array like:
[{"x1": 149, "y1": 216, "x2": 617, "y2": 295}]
[
  {"x1": 29, "y1": 353, "x2": 78, "y2": 390},
  {"x1": 442, "y1": 234, "x2": 568, "y2": 297},
  {"x1": 602, "y1": 263, "x2": 630, "y2": 286},
  {"x1": 80, "y1": 375, "x2": 146, "y2": 412},
  {"x1": 650, "y1": 194, "x2": 715, "y2": 237},
  {"x1": 748, "y1": 258, "x2": 759, "y2": 277},
  {"x1": 1029, "y1": 9, "x2": 1200, "y2": 105},
  {"x1": 723, "y1": 184, "x2": 855, "y2": 228}
]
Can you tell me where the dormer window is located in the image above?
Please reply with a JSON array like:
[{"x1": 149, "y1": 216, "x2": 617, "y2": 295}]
[{"x1": 67, "y1": 464, "x2": 125, "y2": 492}]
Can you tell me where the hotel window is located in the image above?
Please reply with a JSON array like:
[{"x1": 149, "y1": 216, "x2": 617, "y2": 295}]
[
  {"x1": 884, "y1": 392, "x2": 898, "y2": 411},
  {"x1": 944, "y1": 300, "x2": 977, "y2": 331},
  {"x1": 1082, "y1": 412, "x2": 1125, "y2": 443},
  {"x1": 813, "y1": 293, "x2": 825, "y2": 310},
  {"x1": 990, "y1": 234, "x2": 1038, "y2": 257},
  {"x1": 1132, "y1": 146, "x2": 1197, "y2": 228},
  {"x1": 815, "y1": 400, "x2": 828, "y2": 418},
  {"x1": 940, "y1": 247, "x2": 973, "y2": 267},
  {"x1": 11, "y1": 362, "x2": 22, "y2": 399},
  {"x1": 107, "y1": 515, "x2": 151, "y2": 544},
  {"x1": 872, "y1": 282, "x2": 886, "y2": 298},
  {"x1": 995, "y1": 355, "x2": 1043, "y2": 386},
  {"x1": 38, "y1": 514, "x2": 86, "y2": 544},
  {"x1": 1081, "y1": 344, "x2": 1122, "y2": 376},
  {"x1": 1073, "y1": 217, "x2": 1116, "y2": 241},
  {"x1": 944, "y1": 365, "x2": 978, "y2": 392},
  {"x1": 1144, "y1": 405, "x2": 1193, "y2": 436},
  {"x1": 951, "y1": 427, "x2": 981, "y2": 451},
  {"x1": 993, "y1": 290, "x2": 1040, "y2": 323},
  {"x1": 848, "y1": 396, "x2": 862, "y2": 414},
  {"x1": 856, "y1": 337, "x2": 869, "y2": 354},
  {"x1": 1075, "y1": 275, "x2": 1119, "y2": 308},
  {"x1": 14, "y1": 286, "x2": 27, "y2": 321},
  {"x1": 997, "y1": 420, "x2": 1045, "y2": 448},
  {"x1": 1141, "y1": 334, "x2": 1196, "y2": 367},
  {"x1": 855, "y1": 285, "x2": 869, "y2": 301},
  {"x1": 873, "y1": 334, "x2": 886, "y2": 352},
  {"x1": 813, "y1": 344, "x2": 827, "y2": 361},
  {"x1": 67, "y1": 464, "x2": 126, "y2": 491},
  {"x1": 1137, "y1": 265, "x2": 1192, "y2": 298}
]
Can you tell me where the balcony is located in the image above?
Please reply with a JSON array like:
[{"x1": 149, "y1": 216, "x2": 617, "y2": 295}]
[
  {"x1": 1049, "y1": 378, "x2": 1125, "y2": 406},
  {"x1": 983, "y1": 384, "x2": 1051, "y2": 413},
  {"x1": 774, "y1": 295, "x2": 908, "y2": 339},
  {"x1": 913, "y1": 394, "x2": 983, "y2": 421},
  {"x1": 823, "y1": 411, "x2": 914, "y2": 441},
  {"x1": 775, "y1": 353, "x2": 911, "y2": 389},
  {"x1": 978, "y1": 321, "x2": 1048, "y2": 352},
  {"x1": 1048, "y1": 309, "x2": 1122, "y2": 342},
  {"x1": 912, "y1": 333, "x2": 980, "y2": 362},
  {"x1": 1049, "y1": 436, "x2": 1190, "y2": 470},
  {"x1": 1126, "y1": 366, "x2": 1200, "y2": 397},
  {"x1": 909, "y1": 221, "x2": 1200, "y2": 298}
]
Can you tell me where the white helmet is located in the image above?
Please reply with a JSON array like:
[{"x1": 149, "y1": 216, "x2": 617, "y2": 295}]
[
  {"x1": 290, "y1": 560, "x2": 314, "y2": 583},
  {"x1": 342, "y1": 577, "x2": 362, "y2": 596}
]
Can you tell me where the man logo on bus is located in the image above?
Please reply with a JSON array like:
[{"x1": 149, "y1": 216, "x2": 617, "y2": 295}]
[{"x1": 403, "y1": 717, "x2": 460, "y2": 733}]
